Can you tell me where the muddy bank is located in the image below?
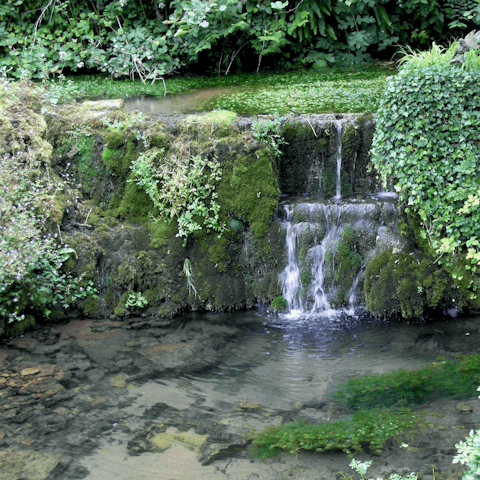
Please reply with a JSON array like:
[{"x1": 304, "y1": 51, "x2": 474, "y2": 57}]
[{"x1": 0, "y1": 313, "x2": 478, "y2": 479}]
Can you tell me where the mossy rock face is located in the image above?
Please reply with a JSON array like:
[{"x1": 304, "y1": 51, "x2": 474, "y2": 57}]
[
  {"x1": 364, "y1": 250, "x2": 452, "y2": 318},
  {"x1": 277, "y1": 115, "x2": 380, "y2": 197},
  {"x1": 0, "y1": 82, "x2": 52, "y2": 164},
  {"x1": 180, "y1": 110, "x2": 239, "y2": 139},
  {"x1": 324, "y1": 226, "x2": 362, "y2": 307},
  {"x1": 280, "y1": 120, "x2": 330, "y2": 195}
]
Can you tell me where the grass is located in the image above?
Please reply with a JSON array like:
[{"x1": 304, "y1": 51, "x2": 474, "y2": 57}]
[{"x1": 69, "y1": 63, "x2": 395, "y2": 114}]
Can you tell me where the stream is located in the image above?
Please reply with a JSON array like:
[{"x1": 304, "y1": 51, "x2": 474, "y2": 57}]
[{"x1": 1, "y1": 309, "x2": 479, "y2": 480}]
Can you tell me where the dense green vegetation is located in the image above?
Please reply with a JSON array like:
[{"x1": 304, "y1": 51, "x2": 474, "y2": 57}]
[
  {"x1": 1, "y1": 0, "x2": 479, "y2": 83},
  {"x1": 369, "y1": 44, "x2": 480, "y2": 316},
  {"x1": 251, "y1": 408, "x2": 427, "y2": 457}
]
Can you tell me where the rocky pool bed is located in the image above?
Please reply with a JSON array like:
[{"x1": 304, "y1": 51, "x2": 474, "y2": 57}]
[{"x1": 0, "y1": 312, "x2": 478, "y2": 480}]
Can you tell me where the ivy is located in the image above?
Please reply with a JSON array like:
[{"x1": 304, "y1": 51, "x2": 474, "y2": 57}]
[{"x1": 371, "y1": 44, "x2": 480, "y2": 301}]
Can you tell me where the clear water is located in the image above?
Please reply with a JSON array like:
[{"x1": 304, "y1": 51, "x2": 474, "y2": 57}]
[{"x1": 181, "y1": 310, "x2": 435, "y2": 411}]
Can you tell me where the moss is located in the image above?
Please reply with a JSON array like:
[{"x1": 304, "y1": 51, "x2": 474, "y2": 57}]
[
  {"x1": 2, "y1": 314, "x2": 35, "y2": 338},
  {"x1": 75, "y1": 135, "x2": 96, "y2": 190},
  {"x1": 149, "y1": 218, "x2": 178, "y2": 249},
  {"x1": 83, "y1": 297, "x2": 100, "y2": 316},
  {"x1": 280, "y1": 120, "x2": 330, "y2": 195},
  {"x1": 149, "y1": 132, "x2": 170, "y2": 150},
  {"x1": 103, "y1": 130, "x2": 125, "y2": 149},
  {"x1": 181, "y1": 110, "x2": 238, "y2": 138},
  {"x1": 207, "y1": 235, "x2": 230, "y2": 272},
  {"x1": 320, "y1": 169, "x2": 337, "y2": 198},
  {"x1": 364, "y1": 250, "x2": 451, "y2": 318},
  {"x1": 117, "y1": 178, "x2": 153, "y2": 223},
  {"x1": 219, "y1": 147, "x2": 280, "y2": 237},
  {"x1": 326, "y1": 226, "x2": 362, "y2": 307}
]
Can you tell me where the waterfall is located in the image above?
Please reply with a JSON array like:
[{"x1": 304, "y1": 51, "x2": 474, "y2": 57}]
[
  {"x1": 280, "y1": 199, "x2": 403, "y2": 315},
  {"x1": 333, "y1": 120, "x2": 344, "y2": 200}
]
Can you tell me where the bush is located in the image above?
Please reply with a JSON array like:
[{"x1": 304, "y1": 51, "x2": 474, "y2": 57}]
[{"x1": 370, "y1": 43, "x2": 480, "y2": 305}]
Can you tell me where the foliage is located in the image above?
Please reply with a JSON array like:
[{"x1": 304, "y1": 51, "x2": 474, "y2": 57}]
[
  {"x1": 269, "y1": 295, "x2": 288, "y2": 312},
  {"x1": 349, "y1": 460, "x2": 417, "y2": 480},
  {"x1": 250, "y1": 407, "x2": 426, "y2": 457},
  {"x1": 125, "y1": 291, "x2": 148, "y2": 308},
  {"x1": 0, "y1": 0, "x2": 477, "y2": 81},
  {"x1": 370, "y1": 44, "x2": 480, "y2": 302},
  {"x1": 0, "y1": 153, "x2": 97, "y2": 325},
  {"x1": 42, "y1": 75, "x2": 85, "y2": 105},
  {"x1": 252, "y1": 115, "x2": 287, "y2": 157},
  {"x1": 453, "y1": 387, "x2": 480, "y2": 480},
  {"x1": 129, "y1": 148, "x2": 226, "y2": 245},
  {"x1": 331, "y1": 354, "x2": 480, "y2": 411}
]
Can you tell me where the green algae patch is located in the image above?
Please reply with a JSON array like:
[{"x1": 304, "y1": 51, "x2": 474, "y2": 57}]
[{"x1": 0, "y1": 449, "x2": 61, "y2": 480}]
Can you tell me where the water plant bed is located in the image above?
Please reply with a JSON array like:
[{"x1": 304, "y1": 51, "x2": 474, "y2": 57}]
[
  {"x1": 332, "y1": 354, "x2": 480, "y2": 411},
  {"x1": 72, "y1": 65, "x2": 393, "y2": 114}
]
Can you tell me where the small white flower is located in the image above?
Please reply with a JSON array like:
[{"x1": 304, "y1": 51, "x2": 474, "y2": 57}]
[
  {"x1": 200, "y1": 20, "x2": 209, "y2": 27},
  {"x1": 219, "y1": 5, "x2": 227, "y2": 11}
]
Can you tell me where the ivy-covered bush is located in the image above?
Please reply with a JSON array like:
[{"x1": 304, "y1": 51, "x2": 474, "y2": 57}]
[{"x1": 370, "y1": 44, "x2": 480, "y2": 313}]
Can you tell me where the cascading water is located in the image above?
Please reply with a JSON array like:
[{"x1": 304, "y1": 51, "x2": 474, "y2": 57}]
[
  {"x1": 333, "y1": 119, "x2": 344, "y2": 200},
  {"x1": 278, "y1": 114, "x2": 406, "y2": 316},
  {"x1": 280, "y1": 199, "x2": 403, "y2": 316}
]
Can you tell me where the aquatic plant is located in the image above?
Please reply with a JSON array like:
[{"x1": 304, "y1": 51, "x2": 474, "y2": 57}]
[
  {"x1": 125, "y1": 292, "x2": 148, "y2": 308},
  {"x1": 252, "y1": 115, "x2": 287, "y2": 158},
  {"x1": 250, "y1": 407, "x2": 426, "y2": 457},
  {"x1": 70, "y1": 67, "x2": 391, "y2": 114},
  {"x1": 332, "y1": 354, "x2": 480, "y2": 411},
  {"x1": 269, "y1": 296, "x2": 288, "y2": 313}
]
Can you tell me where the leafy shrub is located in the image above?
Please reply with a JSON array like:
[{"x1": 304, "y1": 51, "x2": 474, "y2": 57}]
[
  {"x1": 251, "y1": 408, "x2": 426, "y2": 457},
  {"x1": 332, "y1": 355, "x2": 480, "y2": 411},
  {"x1": 370, "y1": 44, "x2": 480, "y2": 302}
]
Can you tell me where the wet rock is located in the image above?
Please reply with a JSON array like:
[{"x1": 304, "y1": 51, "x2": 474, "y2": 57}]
[{"x1": 0, "y1": 449, "x2": 62, "y2": 480}]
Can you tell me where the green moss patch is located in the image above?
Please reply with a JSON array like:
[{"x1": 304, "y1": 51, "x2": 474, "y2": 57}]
[
  {"x1": 332, "y1": 354, "x2": 480, "y2": 411},
  {"x1": 364, "y1": 250, "x2": 451, "y2": 318}
]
